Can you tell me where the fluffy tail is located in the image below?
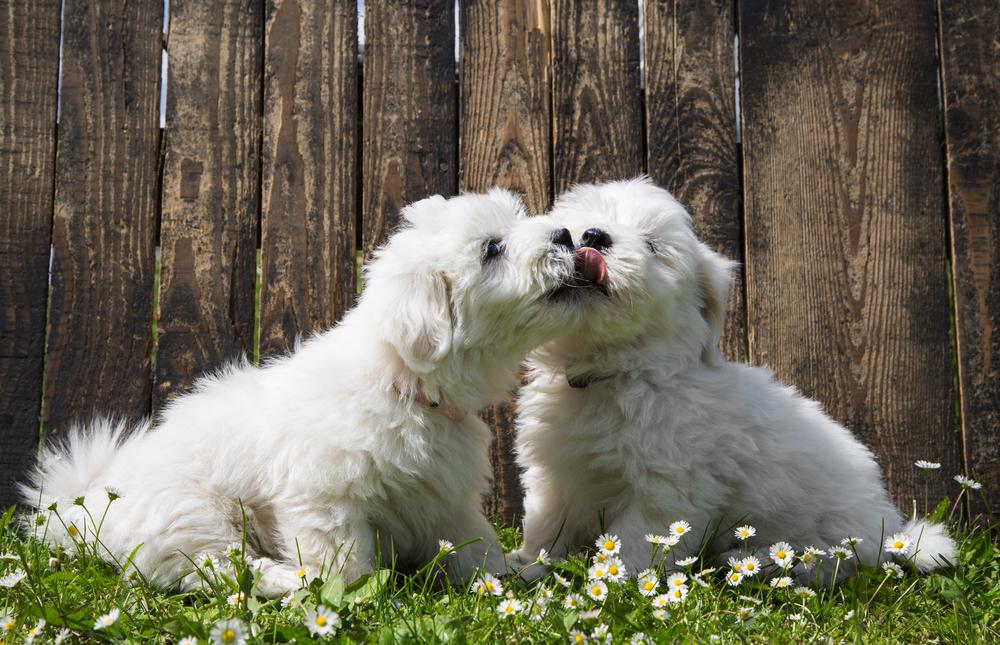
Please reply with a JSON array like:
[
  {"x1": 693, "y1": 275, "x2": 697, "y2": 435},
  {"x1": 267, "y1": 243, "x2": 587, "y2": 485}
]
[
  {"x1": 18, "y1": 418, "x2": 140, "y2": 513},
  {"x1": 902, "y1": 518, "x2": 956, "y2": 572}
]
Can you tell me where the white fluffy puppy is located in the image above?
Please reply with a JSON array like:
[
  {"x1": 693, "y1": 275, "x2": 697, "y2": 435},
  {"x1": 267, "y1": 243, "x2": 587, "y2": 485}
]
[
  {"x1": 22, "y1": 189, "x2": 582, "y2": 596},
  {"x1": 512, "y1": 178, "x2": 954, "y2": 583}
]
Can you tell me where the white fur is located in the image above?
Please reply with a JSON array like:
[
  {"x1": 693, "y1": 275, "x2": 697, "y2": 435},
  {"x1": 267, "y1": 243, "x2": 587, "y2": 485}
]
[
  {"x1": 512, "y1": 178, "x2": 955, "y2": 583},
  {"x1": 21, "y1": 189, "x2": 582, "y2": 596}
]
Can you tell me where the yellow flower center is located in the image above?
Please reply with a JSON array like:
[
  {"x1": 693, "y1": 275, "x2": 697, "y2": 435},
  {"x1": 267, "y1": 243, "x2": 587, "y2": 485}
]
[
  {"x1": 730, "y1": 574, "x2": 740, "y2": 582},
  {"x1": 673, "y1": 590, "x2": 682, "y2": 598},
  {"x1": 740, "y1": 531, "x2": 748, "y2": 537},
  {"x1": 643, "y1": 581, "x2": 655, "y2": 590},
  {"x1": 603, "y1": 540, "x2": 615, "y2": 551},
  {"x1": 296, "y1": 568, "x2": 306, "y2": 578},
  {"x1": 591, "y1": 585, "x2": 603, "y2": 596},
  {"x1": 316, "y1": 616, "x2": 327, "y2": 626},
  {"x1": 674, "y1": 579, "x2": 683, "y2": 586},
  {"x1": 594, "y1": 569, "x2": 605, "y2": 577},
  {"x1": 3, "y1": 620, "x2": 13, "y2": 630},
  {"x1": 221, "y1": 629, "x2": 236, "y2": 643},
  {"x1": 484, "y1": 581, "x2": 494, "y2": 592},
  {"x1": 745, "y1": 563, "x2": 755, "y2": 571},
  {"x1": 675, "y1": 527, "x2": 684, "y2": 534},
  {"x1": 776, "y1": 550, "x2": 786, "y2": 559},
  {"x1": 575, "y1": 635, "x2": 585, "y2": 644},
  {"x1": 67, "y1": 525, "x2": 78, "y2": 537},
  {"x1": 894, "y1": 541, "x2": 904, "y2": 549},
  {"x1": 803, "y1": 554, "x2": 813, "y2": 562},
  {"x1": 609, "y1": 565, "x2": 618, "y2": 575}
]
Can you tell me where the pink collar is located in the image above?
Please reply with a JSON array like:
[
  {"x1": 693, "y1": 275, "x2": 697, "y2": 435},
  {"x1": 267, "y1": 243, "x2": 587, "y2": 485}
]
[{"x1": 392, "y1": 377, "x2": 467, "y2": 422}]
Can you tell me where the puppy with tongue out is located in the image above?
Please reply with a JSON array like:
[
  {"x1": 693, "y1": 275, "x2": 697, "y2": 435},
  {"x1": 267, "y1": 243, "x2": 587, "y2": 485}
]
[{"x1": 510, "y1": 177, "x2": 955, "y2": 583}]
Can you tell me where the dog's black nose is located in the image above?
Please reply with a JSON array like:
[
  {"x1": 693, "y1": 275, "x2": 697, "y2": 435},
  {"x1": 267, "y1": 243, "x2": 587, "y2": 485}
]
[
  {"x1": 581, "y1": 228, "x2": 612, "y2": 252},
  {"x1": 550, "y1": 227, "x2": 574, "y2": 250}
]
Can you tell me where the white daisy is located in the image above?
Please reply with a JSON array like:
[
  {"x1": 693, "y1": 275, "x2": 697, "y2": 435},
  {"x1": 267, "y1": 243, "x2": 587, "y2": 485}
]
[
  {"x1": 734, "y1": 525, "x2": 756, "y2": 540},
  {"x1": 884, "y1": 533, "x2": 914, "y2": 556},
  {"x1": 24, "y1": 619, "x2": 45, "y2": 645},
  {"x1": 563, "y1": 592, "x2": 584, "y2": 609},
  {"x1": 841, "y1": 536, "x2": 863, "y2": 546},
  {"x1": 829, "y1": 545, "x2": 853, "y2": 560},
  {"x1": 667, "y1": 584, "x2": 689, "y2": 603},
  {"x1": 0, "y1": 615, "x2": 15, "y2": 632},
  {"x1": 915, "y1": 460, "x2": 941, "y2": 470},
  {"x1": 580, "y1": 608, "x2": 603, "y2": 621},
  {"x1": 644, "y1": 534, "x2": 668, "y2": 545},
  {"x1": 496, "y1": 598, "x2": 523, "y2": 618},
  {"x1": 587, "y1": 563, "x2": 609, "y2": 581},
  {"x1": 739, "y1": 555, "x2": 762, "y2": 577},
  {"x1": 591, "y1": 624, "x2": 611, "y2": 644},
  {"x1": 569, "y1": 629, "x2": 588, "y2": 644},
  {"x1": 794, "y1": 586, "x2": 816, "y2": 597},
  {"x1": 537, "y1": 548, "x2": 551, "y2": 565},
  {"x1": 665, "y1": 535, "x2": 680, "y2": 548},
  {"x1": 535, "y1": 585, "x2": 553, "y2": 605},
  {"x1": 738, "y1": 594, "x2": 762, "y2": 605},
  {"x1": 954, "y1": 474, "x2": 982, "y2": 490},
  {"x1": 769, "y1": 542, "x2": 795, "y2": 568},
  {"x1": 675, "y1": 556, "x2": 698, "y2": 568},
  {"x1": 727, "y1": 556, "x2": 743, "y2": 572},
  {"x1": 226, "y1": 592, "x2": 245, "y2": 606},
  {"x1": 280, "y1": 592, "x2": 299, "y2": 609},
  {"x1": 691, "y1": 573, "x2": 710, "y2": 588},
  {"x1": 54, "y1": 628, "x2": 72, "y2": 644},
  {"x1": 592, "y1": 552, "x2": 609, "y2": 564},
  {"x1": 882, "y1": 561, "x2": 905, "y2": 578},
  {"x1": 738, "y1": 606, "x2": 755, "y2": 621},
  {"x1": 665, "y1": 572, "x2": 687, "y2": 589},
  {"x1": 93, "y1": 608, "x2": 120, "y2": 630},
  {"x1": 788, "y1": 612, "x2": 806, "y2": 623},
  {"x1": 194, "y1": 552, "x2": 221, "y2": 571},
  {"x1": 178, "y1": 638, "x2": 198, "y2": 645},
  {"x1": 669, "y1": 520, "x2": 692, "y2": 537},
  {"x1": 528, "y1": 600, "x2": 547, "y2": 621},
  {"x1": 586, "y1": 580, "x2": 609, "y2": 602},
  {"x1": 651, "y1": 593, "x2": 670, "y2": 608},
  {"x1": 604, "y1": 557, "x2": 627, "y2": 583},
  {"x1": 630, "y1": 632, "x2": 650, "y2": 645},
  {"x1": 637, "y1": 570, "x2": 659, "y2": 596},
  {"x1": 843, "y1": 610, "x2": 855, "y2": 621},
  {"x1": 438, "y1": 539, "x2": 454, "y2": 553},
  {"x1": 0, "y1": 569, "x2": 26, "y2": 588},
  {"x1": 471, "y1": 572, "x2": 504, "y2": 596},
  {"x1": 305, "y1": 605, "x2": 340, "y2": 636},
  {"x1": 596, "y1": 533, "x2": 621, "y2": 555},
  {"x1": 652, "y1": 608, "x2": 669, "y2": 621},
  {"x1": 726, "y1": 570, "x2": 744, "y2": 587},
  {"x1": 554, "y1": 573, "x2": 573, "y2": 588},
  {"x1": 770, "y1": 576, "x2": 793, "y2": 588}
]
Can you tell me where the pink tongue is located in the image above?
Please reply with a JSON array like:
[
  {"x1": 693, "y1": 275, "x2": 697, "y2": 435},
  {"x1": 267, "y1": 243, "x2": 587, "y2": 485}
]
[{"x1": 575, "y1": 247, "x2": 607, "y2": 285}]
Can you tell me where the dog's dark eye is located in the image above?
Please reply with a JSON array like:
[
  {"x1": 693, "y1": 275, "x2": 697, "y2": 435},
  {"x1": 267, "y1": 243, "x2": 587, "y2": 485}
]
[
  {"x1": 483, "y1": 238, "x2": 504, "y2": 262},
  {"x1": 645, "y1": 237, "x2": 657, "y2": 254}
]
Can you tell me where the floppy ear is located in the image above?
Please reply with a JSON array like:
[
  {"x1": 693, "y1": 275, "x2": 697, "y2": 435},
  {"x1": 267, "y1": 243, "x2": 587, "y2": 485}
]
[
  {"x1": 696, "y1": 245, "x2": 734, "y2": 366},
  {"x1": 384, "y1": 270, "x2": 454, "y2": 373}
]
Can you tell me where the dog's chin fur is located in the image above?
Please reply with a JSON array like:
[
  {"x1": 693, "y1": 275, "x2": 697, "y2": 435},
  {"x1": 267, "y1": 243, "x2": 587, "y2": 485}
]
[
  {"x1": 20, "y1": 189, "x2": 579, "y2": 597},
  {"x1": 512, "y1": 177, "x2": 955, "y2": 584}
]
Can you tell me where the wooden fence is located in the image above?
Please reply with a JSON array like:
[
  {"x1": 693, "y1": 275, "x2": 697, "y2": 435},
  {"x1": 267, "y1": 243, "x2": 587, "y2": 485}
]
[{"x1": 1, "y1": 1, "x2": 997, "y2": 520}]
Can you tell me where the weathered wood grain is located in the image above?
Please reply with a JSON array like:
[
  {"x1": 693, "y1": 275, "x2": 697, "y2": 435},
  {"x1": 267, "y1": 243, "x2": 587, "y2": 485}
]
[
  {"x1": 0, "y1": 0, "x2": 61, "y2": 507},
  {"x1": 362, "y1": 0, "x2": 456, "y2": 257},
  {"x1": 44, "y1": 0, "x2": 162, "y2": 435},
  {"x1": 460, "y1": 0, "x2": 552, "y2": 523},
  {"x1": 260, "y1": 0, "x2": 358, "y2": 357},
  {"x1": 156, "y1": 0, "x2": 262, "y2": 406},
  {"x1": 552, "y1": 0, "x2": 642, "y2": 194},
  {"x1": 643, "y1": 0, "x2": 745, "y2": 362},
  {"x1": 938, "y1": 0, "x2": 1000, "y2": 510},
  {"x1": 740, "y1": 0, "x2": 959, "y2": 506}
]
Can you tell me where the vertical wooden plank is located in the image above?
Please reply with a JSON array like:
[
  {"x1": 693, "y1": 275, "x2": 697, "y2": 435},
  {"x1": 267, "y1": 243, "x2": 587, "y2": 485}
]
[
  {"x1": 643, "y1": 0, "x2": 745, "y2": 361},
  {"x1": 552, "y1": 0, "x2": 642, "y2": 194},
  {"x1": 260, "y1": 1, "x2": 358, "y2": 357},
  {"x1": 460, "y1": 0, "x2": 552, "y2": 523},
  {"x1": 740, "y1": 0, "x2": 959, "y2": 506},
  {"x1": 156, "y1": 0, "x2": 262, "y2": 406},
  {"x1": 362, "y1": 0, "x2": 456, "y2": 256},
  {"x1": 44, "y1": 0, "x2": 162, "y2": 435},
  {"x1": 0, "y1": 0, "x2": 60, "y2": 507},
  {"x1": 938, "y1": 0, "x2": 1000, "y2": 510}
]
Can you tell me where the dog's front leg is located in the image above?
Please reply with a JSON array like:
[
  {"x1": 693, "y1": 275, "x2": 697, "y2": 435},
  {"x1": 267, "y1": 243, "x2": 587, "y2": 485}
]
[{"x1": 435, "y1": 503, "x2": 507, "y2": 584}]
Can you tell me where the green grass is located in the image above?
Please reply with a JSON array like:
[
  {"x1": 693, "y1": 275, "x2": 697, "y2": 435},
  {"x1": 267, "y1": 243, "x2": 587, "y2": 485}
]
[{"x1": 1, "y1": 498, "x2": 997, "y2": 644}]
